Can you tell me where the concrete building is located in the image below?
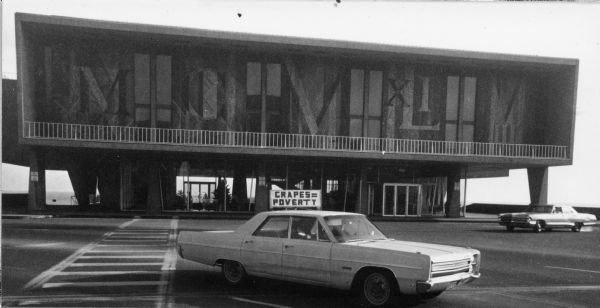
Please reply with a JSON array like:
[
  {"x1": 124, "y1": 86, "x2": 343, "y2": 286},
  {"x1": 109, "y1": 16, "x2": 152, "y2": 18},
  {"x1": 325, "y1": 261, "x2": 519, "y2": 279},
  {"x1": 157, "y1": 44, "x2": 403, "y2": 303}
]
[{"x1": 8, "y1": 13, "x2": 578, "y2": 217}]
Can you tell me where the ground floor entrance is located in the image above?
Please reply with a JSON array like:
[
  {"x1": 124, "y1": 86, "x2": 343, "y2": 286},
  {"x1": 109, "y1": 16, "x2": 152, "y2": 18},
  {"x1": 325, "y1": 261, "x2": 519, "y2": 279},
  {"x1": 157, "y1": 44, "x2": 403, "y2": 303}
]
[
  {"x1": 27, "y1": 150, "x2": 479, "y2": 218},
  {"x1": 114, "y1": 156, "x2": 451, "y2": 217}
]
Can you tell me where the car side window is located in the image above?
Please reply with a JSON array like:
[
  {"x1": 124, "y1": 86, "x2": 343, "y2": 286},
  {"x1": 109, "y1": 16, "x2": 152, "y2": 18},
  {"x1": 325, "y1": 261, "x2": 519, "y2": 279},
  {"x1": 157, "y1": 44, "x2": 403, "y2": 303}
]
[
  {"x1": 253, "y1": 216, "x2": 290, "y2": 238},
  {"x1": 291, "y1": 216, "x2": 317, "y2": 241},
  {"x1": 553, "y1": 207, "x2": 563, "y2": 214},
  {"x1": 317, "y1": 222, "x2": 331, "y2": 242}
]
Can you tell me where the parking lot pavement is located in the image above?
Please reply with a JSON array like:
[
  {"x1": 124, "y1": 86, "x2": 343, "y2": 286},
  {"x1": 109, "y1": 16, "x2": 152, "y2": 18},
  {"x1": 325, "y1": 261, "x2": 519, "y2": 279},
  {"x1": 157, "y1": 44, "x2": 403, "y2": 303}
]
[{"x1": 3, "y1": 218, "x2": 600, "y2": 307}]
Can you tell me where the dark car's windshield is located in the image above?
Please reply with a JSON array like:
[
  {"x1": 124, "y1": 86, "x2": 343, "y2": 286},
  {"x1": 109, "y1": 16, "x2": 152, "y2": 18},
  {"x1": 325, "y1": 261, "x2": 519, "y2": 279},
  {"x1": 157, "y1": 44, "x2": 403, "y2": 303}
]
[
  {"x1": 324, "y1": 215, "x2": 387, "y2": 242},
  {"x1": 527, "y1": 206, "x2": 552, "y2": 213}
]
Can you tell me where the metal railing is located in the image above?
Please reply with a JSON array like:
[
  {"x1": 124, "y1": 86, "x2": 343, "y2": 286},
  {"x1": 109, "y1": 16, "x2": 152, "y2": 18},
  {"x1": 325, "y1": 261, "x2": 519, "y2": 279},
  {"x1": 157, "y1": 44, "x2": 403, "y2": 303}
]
[{"x1": 23, "y1": 121, "x2": 569, "y2": 160}]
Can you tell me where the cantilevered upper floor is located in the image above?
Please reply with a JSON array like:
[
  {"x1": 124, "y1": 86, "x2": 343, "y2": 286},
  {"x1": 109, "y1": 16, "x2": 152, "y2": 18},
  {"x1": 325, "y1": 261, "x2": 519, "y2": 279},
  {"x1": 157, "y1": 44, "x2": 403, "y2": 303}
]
[{"x1": 15, "y1": 13, "x2": 578, "y2": 167}]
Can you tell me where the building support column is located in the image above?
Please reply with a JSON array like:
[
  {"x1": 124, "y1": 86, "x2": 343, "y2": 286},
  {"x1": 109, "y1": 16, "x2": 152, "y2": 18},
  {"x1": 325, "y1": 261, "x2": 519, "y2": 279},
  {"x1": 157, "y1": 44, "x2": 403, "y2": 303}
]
[
  {"x1": 254, "y1": 161, "x2": 269, "y2": 213},
  {"x1": 146, "y1": 161, "x2": 162, "y2": 215},
  {"x1": 232, "y1": 163, "x2": 248, "y2": 211},
  {"x1": 527, "y1": 167, "x2": 548, "y2": 205},
  {"x1": 120, "y1": 159, "x2": 134, "y2": 211},
  {"x1": 27, "y1": 150, "x2": 46, "y2": 212},
  {"x1": 358, "y1": 166, "x2": 369, "y2": 215},
  {"x1": 67, "y1": 160, "x2": 96, "y2": 209},
  {"x1": 445, "y1": 168, "x2": 461, "y2": 218},
  {"x1": 97, "y1": 159, "x2": 120, "y2": 211}
]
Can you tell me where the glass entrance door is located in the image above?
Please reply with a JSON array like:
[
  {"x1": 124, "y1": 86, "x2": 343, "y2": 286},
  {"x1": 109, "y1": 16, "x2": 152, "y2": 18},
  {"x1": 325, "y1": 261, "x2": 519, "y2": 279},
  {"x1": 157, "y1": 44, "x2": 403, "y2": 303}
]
[{"x1": 382, "y1": 184, "x2": 422, "y2": 217}]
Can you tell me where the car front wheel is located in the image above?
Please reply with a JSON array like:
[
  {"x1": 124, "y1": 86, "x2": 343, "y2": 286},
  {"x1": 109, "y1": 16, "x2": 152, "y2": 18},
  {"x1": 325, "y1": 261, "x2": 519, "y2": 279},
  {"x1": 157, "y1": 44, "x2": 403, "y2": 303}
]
[
  {"x1": 222, "y1": 260, "x2": 247, "y2": 286},
  {"x1": 572, "y1": 223, "x2": 582, "y2": 232},
  {"x1": 359, "y1": 271, "x2": 396, "y2": 307}
]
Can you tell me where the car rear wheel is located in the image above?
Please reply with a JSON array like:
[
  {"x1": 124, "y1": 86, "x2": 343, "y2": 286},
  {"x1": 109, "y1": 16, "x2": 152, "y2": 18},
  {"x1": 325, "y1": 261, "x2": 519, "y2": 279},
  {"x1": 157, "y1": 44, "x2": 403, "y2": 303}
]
[
  {"x1": 533, "y1": 221, "x2": 543, "y2": 233},
  {"x1": 571, "y1": 223, "x2": 582, "y2": 232},
  {"x1": 222, "y1": 260, "x2": 246, "y2": 286},
  {"x1": 359, "y1": 271, "x2": 396, "y2": 307}
]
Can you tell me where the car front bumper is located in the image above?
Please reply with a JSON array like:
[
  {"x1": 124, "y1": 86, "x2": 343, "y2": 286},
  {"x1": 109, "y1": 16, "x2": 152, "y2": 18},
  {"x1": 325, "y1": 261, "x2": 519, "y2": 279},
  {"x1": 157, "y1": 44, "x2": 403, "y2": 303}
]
[{"x1": 416, "y1": 272, "x2": 481, "y2": 294}]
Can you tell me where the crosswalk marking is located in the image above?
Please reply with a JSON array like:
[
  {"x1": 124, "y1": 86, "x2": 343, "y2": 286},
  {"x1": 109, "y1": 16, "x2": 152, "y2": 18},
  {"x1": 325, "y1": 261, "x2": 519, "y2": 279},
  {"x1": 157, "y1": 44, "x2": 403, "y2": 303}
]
[
  {"x1": 22, "y1": 218, "x2": 179, "y2": 308},
  {"x1": 68, "y1": 262, "x2": 165, "y2": 267},
  {"x1": 51, "y1": 270, "x2": 163, "y2": 275},
  {"x1": 85, "y1": 250, "x2": 167, "y2": 253},
  {"x1": 77, "y1": 255, "x2": 164, "y2": 259},
  {"x1": 42, "y1": 281, "x2": 168, "y2": 289}
]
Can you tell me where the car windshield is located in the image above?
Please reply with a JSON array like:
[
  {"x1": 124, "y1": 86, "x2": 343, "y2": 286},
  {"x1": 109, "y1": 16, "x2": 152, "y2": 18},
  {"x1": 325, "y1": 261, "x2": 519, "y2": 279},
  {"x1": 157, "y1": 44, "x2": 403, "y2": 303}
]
[
  {"x1": 324, "y1": 215, "x2": 387, "y2": 242},
  {"x1": 527, "y1": 206, "x2": 552, "y2": 213}
]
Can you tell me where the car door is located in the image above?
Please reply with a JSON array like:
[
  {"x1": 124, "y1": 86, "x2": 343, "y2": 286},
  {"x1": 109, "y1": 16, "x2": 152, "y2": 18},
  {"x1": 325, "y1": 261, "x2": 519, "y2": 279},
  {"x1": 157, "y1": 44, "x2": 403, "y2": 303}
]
[
  {"x1": 282, "y1": 216, "x2": 332, "y2": 285},
  {"x1": 240, "y1": 215, "x2": 289, "y2": 278}
]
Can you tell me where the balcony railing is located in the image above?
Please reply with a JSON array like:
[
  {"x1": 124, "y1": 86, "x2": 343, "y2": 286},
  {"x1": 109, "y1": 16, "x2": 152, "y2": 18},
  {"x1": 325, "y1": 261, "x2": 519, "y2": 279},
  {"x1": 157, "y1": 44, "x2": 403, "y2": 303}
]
[{"x1": 23, "y1": 121, "x2": 569, "y2": 160}]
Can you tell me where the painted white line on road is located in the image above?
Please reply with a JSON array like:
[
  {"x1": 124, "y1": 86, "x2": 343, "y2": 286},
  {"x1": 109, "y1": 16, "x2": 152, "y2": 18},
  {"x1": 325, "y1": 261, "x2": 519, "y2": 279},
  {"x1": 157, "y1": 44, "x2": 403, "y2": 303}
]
[
  {"x1": 68, "y1": 262, "x2": 164, "y2": 267},
  {"x1": 451, "y1": 285, "x2": 600, "y2": 293},
  {"x1": 161, "y1": 217, "x2": 179, "y2": 308},
  {"x1": 42, "y1": 281, "x2": 168, "y2": 289},
  {"x1": 51, "y1": 270, "x2": 163, "y2": 275},
  {"x1": 230, "y1": 296, "x2": 292, "y2": 308},
  {"x1": 77, "y1": 255, "x2": 163, "y2": 259},
  {"x1": 491, "y1": 290, "x2": 591, "y2": 308},
  {"x1": 87, "y1": 250, "x2": 167, "y2": 253},
  {"x1": 3, "y1": 294, "x2": 164, "y2": 306},
  {"x1": 545, "y1": 266, "x2": 600, "y2": 274},
  {"x1": 107, "y1": 236, "x2": 167, "y2": 239},
  {"x1": 95, "y1": 244, "x2": 165, "y2": 247},
  {"x1": 16, "y1": 242, "x2": 65, "y2": 248},
  {"x1": 102, "y1": 239, "x2": 167, "y2": 242},
  {"x1": 23, "y1": 218, "x2": 139, "y2": 291}
]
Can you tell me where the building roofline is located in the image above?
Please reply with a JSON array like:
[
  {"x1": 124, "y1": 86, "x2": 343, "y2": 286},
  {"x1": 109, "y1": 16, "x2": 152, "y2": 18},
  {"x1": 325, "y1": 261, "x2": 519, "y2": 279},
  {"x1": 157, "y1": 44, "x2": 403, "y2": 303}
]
[{"x1": 15, "y1": 12, "x2": 578, "y2": 68}]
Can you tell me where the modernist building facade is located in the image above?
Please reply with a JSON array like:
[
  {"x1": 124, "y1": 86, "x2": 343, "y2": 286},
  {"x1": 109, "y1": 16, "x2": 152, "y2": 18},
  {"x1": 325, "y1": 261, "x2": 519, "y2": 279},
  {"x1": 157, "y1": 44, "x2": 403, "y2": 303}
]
[{"x1": 13, "y1": 13, "x2": 578, "y2": 217}]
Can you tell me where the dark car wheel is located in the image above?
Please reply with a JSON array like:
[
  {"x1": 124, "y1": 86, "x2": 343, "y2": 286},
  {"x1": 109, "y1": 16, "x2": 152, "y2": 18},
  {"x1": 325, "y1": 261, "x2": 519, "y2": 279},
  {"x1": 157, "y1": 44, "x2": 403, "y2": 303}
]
[
  {"x1": 571, "y1": 223, "x2": 582, "y2": 232},
  {"x1": 359, "y1": 271, "x2": 396, "y2": 307},
  {"x1": 533, "y1": 221, "x2": 543, "y2": 233},
  {"x1": 222, "y1": 260, "x2": 247, "y2": 286}
]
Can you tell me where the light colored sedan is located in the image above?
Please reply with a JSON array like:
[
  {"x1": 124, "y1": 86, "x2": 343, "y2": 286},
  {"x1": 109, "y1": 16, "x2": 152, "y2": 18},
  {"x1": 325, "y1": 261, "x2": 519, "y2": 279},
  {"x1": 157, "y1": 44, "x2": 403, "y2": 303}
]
[
  {"x1": 177, "y1": 210, "x2": 480, "y2": 307},
  {"x1": 499, "y1": 205, "x2": 598, "y2": 232}
]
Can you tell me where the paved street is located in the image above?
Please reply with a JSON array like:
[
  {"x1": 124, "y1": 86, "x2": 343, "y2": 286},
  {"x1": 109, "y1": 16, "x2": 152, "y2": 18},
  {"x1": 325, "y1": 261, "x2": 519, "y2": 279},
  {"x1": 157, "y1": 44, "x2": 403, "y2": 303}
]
[{"x1": 3, "y1": 217, "x2": 600, "y2": 307}]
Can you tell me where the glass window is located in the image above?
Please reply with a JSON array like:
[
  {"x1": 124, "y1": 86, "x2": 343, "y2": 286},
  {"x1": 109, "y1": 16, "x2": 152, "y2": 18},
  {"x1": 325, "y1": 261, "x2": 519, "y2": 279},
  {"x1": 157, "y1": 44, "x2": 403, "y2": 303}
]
[
  {"x1": 317, "y1": 222, "x2": 331, "y2": 242},
  {"x1": 324, "y1": 215, "x2": 386, "y2": 243},
  {"x1": 290, "y1": 216, "x2": 317, "y2": 241},
  {"x1": 368, "y1": 70, "x2": 383, "y2": 117},
  {"x1": 246, "y1": 62, "x2": 262, "y2": 96},
  {"x1": 349, "y1": 69, "x2": 365, "y2": 116},
  {"x1": 253, "y1": 216, "x2": 289, "y2": 238},
  {"x1": 267, "y1": 63, "x2": 281, "y2": 97}
]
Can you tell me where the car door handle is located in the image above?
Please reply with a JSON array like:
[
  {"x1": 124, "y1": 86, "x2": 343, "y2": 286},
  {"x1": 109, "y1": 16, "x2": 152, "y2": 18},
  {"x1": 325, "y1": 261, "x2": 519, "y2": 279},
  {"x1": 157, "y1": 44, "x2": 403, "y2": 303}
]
[
  {"x1": 244, "y1": 240, "x2": 253, "y2": 244},
  {"x1": 284, "y1": 244, "x2": 294, "y2": 249}
]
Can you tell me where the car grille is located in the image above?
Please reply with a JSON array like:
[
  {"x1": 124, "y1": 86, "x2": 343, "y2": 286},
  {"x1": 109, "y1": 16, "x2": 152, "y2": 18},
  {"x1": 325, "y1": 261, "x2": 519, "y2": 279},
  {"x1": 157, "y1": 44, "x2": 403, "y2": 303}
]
[
  {"x1": 512, "y1": 218, "x2": 529, "y2": 223},
  {"x1": 431, "y1": 258, "x2": 471, "y2": 278},
  {"x1": 500, "y1": 216, "x2": 512, "y2": 222}
]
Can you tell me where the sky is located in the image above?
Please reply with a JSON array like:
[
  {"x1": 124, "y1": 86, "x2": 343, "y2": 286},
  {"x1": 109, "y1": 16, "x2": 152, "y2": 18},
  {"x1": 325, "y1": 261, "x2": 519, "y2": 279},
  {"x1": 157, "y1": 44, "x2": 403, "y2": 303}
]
[{"x1": 2, "y1": 0, "x2": 600, "y2": 206}]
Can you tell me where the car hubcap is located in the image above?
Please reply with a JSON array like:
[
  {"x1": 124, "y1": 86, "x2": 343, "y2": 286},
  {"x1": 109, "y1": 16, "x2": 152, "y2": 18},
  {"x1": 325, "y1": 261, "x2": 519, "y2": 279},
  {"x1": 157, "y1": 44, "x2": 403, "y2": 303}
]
[{"x1": 364, "y1": 273, "x2": 390, "y2": 305}]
